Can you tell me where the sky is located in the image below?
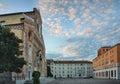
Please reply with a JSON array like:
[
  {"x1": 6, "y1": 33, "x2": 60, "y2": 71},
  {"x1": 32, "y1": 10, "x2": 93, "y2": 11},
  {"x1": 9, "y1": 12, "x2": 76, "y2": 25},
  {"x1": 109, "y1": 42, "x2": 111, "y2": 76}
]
[{"x1": 0, "y1": 0, "x2": 120, "y2": 61}]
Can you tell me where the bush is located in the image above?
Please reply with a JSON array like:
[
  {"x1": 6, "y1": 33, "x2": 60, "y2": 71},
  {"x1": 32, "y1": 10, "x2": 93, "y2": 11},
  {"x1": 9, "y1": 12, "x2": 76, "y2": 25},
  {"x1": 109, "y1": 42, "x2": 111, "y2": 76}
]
[{"x1": 32, "y1": 71, "x2": 40, "y2": 84}]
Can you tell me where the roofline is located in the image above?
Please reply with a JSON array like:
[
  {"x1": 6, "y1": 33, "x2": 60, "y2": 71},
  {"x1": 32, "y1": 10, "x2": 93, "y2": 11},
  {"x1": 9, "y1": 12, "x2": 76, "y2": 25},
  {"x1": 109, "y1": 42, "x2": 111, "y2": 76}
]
[
  {"x1": 0, "y1": 11, "x2": 33, "y2": 17},
  {"x1": 98, "y1": 46, "x2": 112, "y2": 51},
  {"x1": 47, "y1": 59, "x2": 92, "y2": 64},
  {"x1": 93, "y1": 43, "x2": 120, "y2": 61}
]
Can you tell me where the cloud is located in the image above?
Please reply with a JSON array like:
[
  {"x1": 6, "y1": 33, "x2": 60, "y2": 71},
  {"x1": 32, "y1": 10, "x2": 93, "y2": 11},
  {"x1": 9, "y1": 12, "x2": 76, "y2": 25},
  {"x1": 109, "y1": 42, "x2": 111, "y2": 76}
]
[
  {"x1": 46, "y1": 53, "x2": 64, "y2": 59},
  {"x1": 38, "y1": 0, "x2": 117, "y2": 38},
  {"x1": 74, "y1": 0, "x2": 78, "y2": 4},
  {"x1": 91, "y1": 18, "x2": 99, "y2": 26},
  {"x1": 76, "y1": 25, "x2": 81, "y2": 29},
  {"x1": 81, "y1": 9, "x2": 90, "y2": 18},
  {"x1": 82, "y1": 0, "x2": 88, "y2": 4},
  {"x1": 59, "y1": 37, "x2": 100, "y2": 59},
  {"x1": 68, "y1": 7, "x2": 76, "y2": 20},
  {"x1": 60, "y1": 42, "x2": 80, "y2": 57},
  {"x1": 54, "y1": 25, "x2": 62, "y2": 33},
  {"x1": 74, "y1": 18, "x2": 81, "y2": 24},
  {"x1": 37, "y1": 0, "x2": 120, "y2": 60},
  {"x1": 105, "y1": 8, "x2": 113, "y2": 14},
  {"x1": 77, "y1": 32, "x2": 84, "y2": 37},
  {"x1": 38, "y1": 0, "x2": 66, "y2": 16}
]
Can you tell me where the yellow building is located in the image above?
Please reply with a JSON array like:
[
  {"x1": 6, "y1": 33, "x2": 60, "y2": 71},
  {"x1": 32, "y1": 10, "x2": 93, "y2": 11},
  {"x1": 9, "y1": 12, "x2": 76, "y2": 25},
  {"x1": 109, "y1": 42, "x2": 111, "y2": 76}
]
[
  {"x1": 0, "y1": 8, "x2": 47, "y2": 80},
  {"x1": 93, "y1": 43, "x2": 120, "y2": 79}
]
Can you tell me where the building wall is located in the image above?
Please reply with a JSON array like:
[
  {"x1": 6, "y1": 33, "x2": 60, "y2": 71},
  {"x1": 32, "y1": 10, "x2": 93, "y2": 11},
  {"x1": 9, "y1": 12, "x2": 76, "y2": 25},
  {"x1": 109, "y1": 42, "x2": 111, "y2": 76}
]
[
  {"x1": 98, "y1": 47, "x2": 111, "y2": 56},
  {"x1": 0, "y1": 14, "x2": 23, "y2": 24},
  {"x1": 93, "y1": 44, "x2": 120, "y2": 79},
  {"x1": 49, "y1": 60, "x2": 93, "y2": 78},
  {"x1": 117, "y1": 45, "x2": 120, "y2": 62},
  {"x1": 93, "y1": 67, "x2": 118, "y2": 79},
  {"x1": 11, "y1": 29, "x2": 22, "y2": 39}
]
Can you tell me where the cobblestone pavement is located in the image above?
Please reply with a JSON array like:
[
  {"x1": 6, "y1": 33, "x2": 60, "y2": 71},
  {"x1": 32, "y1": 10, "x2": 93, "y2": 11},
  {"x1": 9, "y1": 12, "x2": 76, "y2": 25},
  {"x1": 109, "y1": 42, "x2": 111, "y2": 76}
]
[
  {"x1": 40, "y1": 77, "x2": 55, "y2": 84},
  {"x1": 46, "y1": 78, "x2": 120, "y2": 84}
]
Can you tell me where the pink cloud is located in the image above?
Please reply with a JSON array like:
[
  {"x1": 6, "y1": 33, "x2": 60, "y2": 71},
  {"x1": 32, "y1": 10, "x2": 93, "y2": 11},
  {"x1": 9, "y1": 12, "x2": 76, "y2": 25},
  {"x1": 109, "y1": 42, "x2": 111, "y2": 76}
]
[
  {"x1": 92, "y1": 18, "x2": 99, "y2": 26},
  {"x1": 60, "y1": 0, "x2": 68, "y2": 5},
  {"x1": 63, "y1": 31, "x2": 71, "y2": 38},
  {"x1": 77, "y1": 32, "x2": 84, "y2": 37},
  {"x1": 74, "y1": 18, "x2": 81, "y2": 24},
  {"x1": 81, "y1": 9, "x2": 90, "y2": 19},
  {"x1": 47, "y1": 18, "x2": 51, "y2": 21},
  {"x1": 105, "y1": 8, "x2": 113, "y2": 14},
  {"x1": 68, "y1": 7, "x2": 76, "y2": 19},
  {"x1": 74, "y1": 0, "x2": 78, "y2": 4},
  {"x1": 54, "y1": 25, "x2": 62, "y2": 33},
  {"x1": 76, "y1": 25, "x2": 81, "y2": 29},
  {"x1": 82, "y1": 0, "x2": 88, "y2": 4},
  {"x1": 60, "y1": 43, "x2": 80, "y2": 57}
]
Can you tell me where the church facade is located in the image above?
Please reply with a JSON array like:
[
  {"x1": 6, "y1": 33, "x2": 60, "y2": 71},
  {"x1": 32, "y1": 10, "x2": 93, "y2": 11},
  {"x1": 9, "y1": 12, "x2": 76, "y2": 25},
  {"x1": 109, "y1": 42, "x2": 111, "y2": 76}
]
[{"x1": 0, "y1": 8, "x2": 47, "y2": 80}]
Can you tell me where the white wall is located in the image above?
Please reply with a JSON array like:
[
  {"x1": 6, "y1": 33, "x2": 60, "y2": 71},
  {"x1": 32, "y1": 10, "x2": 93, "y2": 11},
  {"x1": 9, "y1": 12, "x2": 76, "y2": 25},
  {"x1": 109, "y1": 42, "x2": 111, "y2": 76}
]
[{"x1": 50, "y1": 63, "x2": 92, "y2": 78}]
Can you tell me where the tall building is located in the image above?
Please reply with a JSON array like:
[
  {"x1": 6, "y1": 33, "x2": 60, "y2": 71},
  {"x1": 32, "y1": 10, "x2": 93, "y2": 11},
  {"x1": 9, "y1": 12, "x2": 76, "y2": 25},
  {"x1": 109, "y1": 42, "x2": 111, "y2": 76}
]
[
  {"x1": 93, "y1": 43, "x2": 120, "y2": 79},
  {"x1": 47, "y1": 59, "x2": 93, "y2": 78},
  {"x1": 0, "y1": 8, "x2": 47, "y2": 80}
]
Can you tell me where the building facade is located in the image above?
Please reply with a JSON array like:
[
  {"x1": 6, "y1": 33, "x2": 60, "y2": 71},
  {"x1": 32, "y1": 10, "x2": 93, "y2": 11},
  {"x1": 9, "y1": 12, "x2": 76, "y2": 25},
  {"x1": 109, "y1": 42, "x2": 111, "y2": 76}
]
[
  {"x1": 0, "y1": 8, "x2": 47, "y2": 80},
  {"x1": 47, "y1": 59, "x2": 93, "y2": 78},
  {"x1": 93, "y1": 43, "x2": 120, "y2": 79}
]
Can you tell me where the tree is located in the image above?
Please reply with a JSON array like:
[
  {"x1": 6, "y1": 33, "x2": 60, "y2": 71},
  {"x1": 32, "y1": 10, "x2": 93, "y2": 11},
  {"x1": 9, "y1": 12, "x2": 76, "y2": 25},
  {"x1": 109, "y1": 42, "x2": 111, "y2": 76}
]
[
  {"x1": 0, "y1": 26, "x2": 26, "y2": 73},
  {"x1": 32, "y1": 71, "x2": 40, "y2": 84},
  {"x1": 47, "y1": 65, "x2": 53, "y2": 77}
]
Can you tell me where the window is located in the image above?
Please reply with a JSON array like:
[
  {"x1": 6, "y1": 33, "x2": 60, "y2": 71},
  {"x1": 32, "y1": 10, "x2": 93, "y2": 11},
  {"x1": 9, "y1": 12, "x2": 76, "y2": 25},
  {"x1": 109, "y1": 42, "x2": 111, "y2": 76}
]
[
  {"x1": 36, "y1": 21, "x2": 39, "y2": 32},
  {"x1": 111, "y1": 70, "x2": 113, "y2": 77},
  {"x1": 96, "y1": 73, "x2": 98, "y2": 76},
  {"x1": 99, "y1": 72, "x2": 100, "y2": 76},
  {"x1": 102, "y1": 60, "x2": 104, "y2": 65},
  {"x1": 110, "y1": 56, "x2": 114, "y2": 62},
  {"x1": 106, "y1": 71, "x2": 108, "y2": 77},
  {"x1": 105, "y1": 59, "x2": 109, "y2": 64},
  {"x1": 114, "y1": 70, "x2": 116, "y2": 77}
]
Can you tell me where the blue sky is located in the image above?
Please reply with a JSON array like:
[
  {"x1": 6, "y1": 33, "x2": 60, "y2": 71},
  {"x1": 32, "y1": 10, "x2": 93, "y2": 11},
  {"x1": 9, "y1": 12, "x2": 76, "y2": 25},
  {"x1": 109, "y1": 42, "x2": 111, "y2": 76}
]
[{"x1": 0, "y1": 0, "x2": 120, "y2": 61}]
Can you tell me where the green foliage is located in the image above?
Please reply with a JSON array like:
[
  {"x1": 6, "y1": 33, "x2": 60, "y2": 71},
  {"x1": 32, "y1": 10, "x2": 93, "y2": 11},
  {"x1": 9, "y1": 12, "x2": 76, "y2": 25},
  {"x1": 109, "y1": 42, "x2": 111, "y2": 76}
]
[
  {"x1": 0, "y1": 26, "x2": 26, "y2": 73},
  {"x1": 47, "y1": 65, "x2": 53, "y2": 77},
  {"x1": 32, "y1": 71, "x2": 40, "y2": 84}
]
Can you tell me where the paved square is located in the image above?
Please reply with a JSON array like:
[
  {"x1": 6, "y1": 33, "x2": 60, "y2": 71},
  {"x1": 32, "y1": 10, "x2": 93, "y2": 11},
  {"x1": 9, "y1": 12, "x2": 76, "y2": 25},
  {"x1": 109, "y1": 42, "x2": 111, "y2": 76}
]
[{"x1": 47, "y1": 78, "x2": 120, "y2": 84}]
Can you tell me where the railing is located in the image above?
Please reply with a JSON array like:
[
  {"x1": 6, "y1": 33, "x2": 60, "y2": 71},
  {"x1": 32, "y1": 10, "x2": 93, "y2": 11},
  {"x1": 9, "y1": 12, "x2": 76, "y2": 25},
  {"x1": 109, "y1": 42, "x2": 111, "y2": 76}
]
[{"x1": 5, "y1": 23, "x2": 24, "y2": 30}]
